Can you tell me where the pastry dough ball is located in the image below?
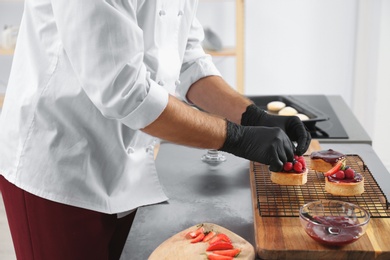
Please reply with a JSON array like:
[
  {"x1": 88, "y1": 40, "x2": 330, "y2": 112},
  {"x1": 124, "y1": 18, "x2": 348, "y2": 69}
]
[
  {"x1": 296, "y1": 113, "x2": 309, "y2": 121},
  {"x1": 278, "y1": 106, "x2": 298, "y2": 116},
  {"x1": 267, "y1": 101, "x2": 286, "y2": 112}
]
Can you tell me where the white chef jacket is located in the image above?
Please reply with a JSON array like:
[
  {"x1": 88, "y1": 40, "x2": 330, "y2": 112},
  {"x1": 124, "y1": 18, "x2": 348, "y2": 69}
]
[{"x1": 0, "y1": 0, "x2": 220, "y2": 214}]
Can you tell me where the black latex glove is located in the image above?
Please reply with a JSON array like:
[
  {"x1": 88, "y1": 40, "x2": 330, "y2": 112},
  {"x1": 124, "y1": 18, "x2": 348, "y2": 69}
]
[
  {"x1": 220, "y1": 121, "x2": 295, "y2": 172},
  {"x1": 241, "y1": 104, "x2": 311, "y2": 156}
]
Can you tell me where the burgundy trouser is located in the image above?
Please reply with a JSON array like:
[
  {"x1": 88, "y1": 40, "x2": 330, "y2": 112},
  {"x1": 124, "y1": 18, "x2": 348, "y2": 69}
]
[{"x1": 0, "y1": 175, "x2": 136, "y2": 260}]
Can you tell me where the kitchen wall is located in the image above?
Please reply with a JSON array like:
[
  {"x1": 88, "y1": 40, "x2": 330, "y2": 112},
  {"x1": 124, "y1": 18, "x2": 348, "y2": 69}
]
[
  {"x1": 198, "y1": 0, "x2": 390, "y2": 171},
  {"x1": 352, "y1": 0, "x2": 390, "y2": 172},
  {"x1": 0, "y1": 1, "x2": 389, "y2": 170}
]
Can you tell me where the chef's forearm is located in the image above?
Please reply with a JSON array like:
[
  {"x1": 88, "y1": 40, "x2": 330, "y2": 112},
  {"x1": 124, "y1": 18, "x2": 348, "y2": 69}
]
[
  {"x1": 142, "y1": 95, "x2": 226, "y2": 149},
  {"x1": 186, "y1": 76, "x2": 252, "y2": 124}
]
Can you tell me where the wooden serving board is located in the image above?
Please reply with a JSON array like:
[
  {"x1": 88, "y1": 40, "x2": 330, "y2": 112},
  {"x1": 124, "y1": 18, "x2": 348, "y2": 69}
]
[
  {"x1": 149, "y1": 223, "x2": 255, "y2": 260},
  {"x1": 250, "y1": 140, "x2": 390, "y2": 259}
]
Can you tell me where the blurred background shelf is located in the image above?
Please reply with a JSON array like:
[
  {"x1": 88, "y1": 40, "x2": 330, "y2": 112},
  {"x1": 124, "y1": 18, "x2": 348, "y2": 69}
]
[
  {"x1": 205, "y1": 47, "x2": 237, "y2": 56},
  {"x1": 0, "y1": 48, "x2": 14, "y2": 55},
  {"x1": 200, "y1": 0, "x2": 245, "y2": 93}
]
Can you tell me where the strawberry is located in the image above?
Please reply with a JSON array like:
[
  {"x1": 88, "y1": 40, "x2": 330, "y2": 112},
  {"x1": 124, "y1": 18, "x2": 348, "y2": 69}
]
[
  {"x1": 207, "y1": 253, "x2": 233, "y2": 260},
  {"x1": 209, "y1": 233, "x2": 232, "y2": 244},
  {"x1": 191, "y1": 232, "x2": 205, "y2": 243},
  {"x1": 297, "y1": 156, "x2": 306, "y2": 169},
  {"x1": 185, "y1": 226, "x2": 204, "y2": 239},
  {"x1": 283, "y1": 162, "x2": 293, "y2": 172},
  {"x1": 203, "y1": 231, "x2": 216, "y2": 242},
  {"x1": 293, "y1": 161, "x2": 303, "y2": 173},
  {"x1": 212, "y1": 248, "x2": 241, "y2": 257},
  {"x1": 344, "y1": 168, "x2": 355, "y2": 179},
  {"x1": 206, "y1": 241, "x2": 234, "y2": 251},
  {"x1": 324, "y1": 159, "x2": 346, "y2": 177}
]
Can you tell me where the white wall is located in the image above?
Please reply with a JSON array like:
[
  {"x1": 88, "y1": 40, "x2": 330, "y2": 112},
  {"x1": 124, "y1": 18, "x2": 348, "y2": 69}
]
[
  {"x1": 353, "y1": 0, "x2": 390, "y2": 171},
  {"x1": 244, "y1": 0, "x2": 357, "y2": 105},
  {"x1": 374, "y1": 1, "x2": 390, "y2": 171},
  {"x1": 198, "y1": 0, "x2": 389, "y2": 171}
]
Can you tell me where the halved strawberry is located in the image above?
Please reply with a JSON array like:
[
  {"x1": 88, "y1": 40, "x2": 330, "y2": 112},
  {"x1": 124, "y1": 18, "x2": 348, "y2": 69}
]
[
  {"x1": 207, "y1": 253, "x2": 233, "y2": 260},
  {"x1": 212, "y1": 248, "x2": 241, "y2": 257},
  {"x1": 209, "y1": 233, "x2": 232, "y2": 244},
  {"x1": 324, "y1": 159, "x2": 346, "y2": 177},
  {"x1": 191, "y1": 232, "x2": 205, "y2": 243},
  {"x1": 206, "y1": 241, "x2": 234, "y2": 251},
  {"x1": 203, "y1": 231, "x2": 216, "y2": 242},
  {"x1": 185, "y1": 226, "x2": 204, "y2": 239}
]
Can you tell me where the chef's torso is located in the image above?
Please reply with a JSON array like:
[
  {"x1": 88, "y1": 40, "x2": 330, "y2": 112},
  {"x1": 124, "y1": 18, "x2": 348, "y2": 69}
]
[{"x1": 0, "y1": 0, "x2": 219, "y2": 214}]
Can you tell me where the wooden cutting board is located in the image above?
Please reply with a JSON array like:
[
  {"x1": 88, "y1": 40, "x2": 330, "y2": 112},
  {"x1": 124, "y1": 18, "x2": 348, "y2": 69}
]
[
  {"x1": 149, "y1": 223, "x2": 255, "y2": 260},
  {"x1": 250, "y1": 140, "x2": 390, "y2": 259}
]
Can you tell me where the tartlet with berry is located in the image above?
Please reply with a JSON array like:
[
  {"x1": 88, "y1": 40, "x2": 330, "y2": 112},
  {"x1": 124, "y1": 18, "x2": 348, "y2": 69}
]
[
  {"x1": 324, "y1": 160, "x2": 364, "y2": 196},
  {"x1": 270, "y1": 155, "x2": 308, "y2": 186},
  {"x1": 310, "y1": 149, "x2": 345, "y2": 172}
]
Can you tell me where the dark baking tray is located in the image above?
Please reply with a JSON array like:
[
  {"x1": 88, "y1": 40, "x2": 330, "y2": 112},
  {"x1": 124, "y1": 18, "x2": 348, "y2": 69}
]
[{"x1": 247, "y1": 95, "x2": 330, "y2": 130}]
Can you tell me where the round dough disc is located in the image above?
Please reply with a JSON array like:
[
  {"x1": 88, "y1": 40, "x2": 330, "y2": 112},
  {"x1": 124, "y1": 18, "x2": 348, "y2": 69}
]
[
  {"x1": 267, "y1": 101, "x2": 286, "y2": 112},
  {"x1": 278, "y1": 106, "x2": 298, "y2": 116},
  {"x1": 296, "y1": 113, "x2": 309, "y2": 121}
]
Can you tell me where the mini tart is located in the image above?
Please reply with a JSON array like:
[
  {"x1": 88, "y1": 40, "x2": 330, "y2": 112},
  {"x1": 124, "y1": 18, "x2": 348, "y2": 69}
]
[
  {"x1": 310, "y1": 149, "x2": 345, "y2": 172},
  {"x1": 270, "y1": 168, "x2": 308, "y2": 186},
  {"x1": 325, "y1": 175, "x2": 364, "y2": 196}
]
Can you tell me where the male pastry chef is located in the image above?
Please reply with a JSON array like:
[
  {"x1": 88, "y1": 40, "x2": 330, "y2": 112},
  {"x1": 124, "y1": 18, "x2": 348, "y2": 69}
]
[{"x1": 0, "y1": 1, "x2": 311, "y2": 259}]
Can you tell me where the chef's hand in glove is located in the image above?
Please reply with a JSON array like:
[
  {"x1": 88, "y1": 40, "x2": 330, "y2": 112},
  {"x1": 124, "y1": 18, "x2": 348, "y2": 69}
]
[
  {"x1": 240, "y1": 104, "x2": 311, "y2": 156},
  {"x1": 220, "y1": 121, "x2": 295, "y2": 172}
]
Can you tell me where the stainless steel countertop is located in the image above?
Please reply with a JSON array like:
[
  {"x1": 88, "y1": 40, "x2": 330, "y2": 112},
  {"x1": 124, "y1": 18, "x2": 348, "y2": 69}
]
[{"x1": 122, "y1": 142, "x2": 390, "y2": 260}]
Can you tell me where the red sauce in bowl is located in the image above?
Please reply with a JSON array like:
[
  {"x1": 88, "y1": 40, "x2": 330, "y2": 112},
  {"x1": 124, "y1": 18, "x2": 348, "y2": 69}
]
[{"x1": 305, "y1": 216, "x2": 363, "y2": 246}]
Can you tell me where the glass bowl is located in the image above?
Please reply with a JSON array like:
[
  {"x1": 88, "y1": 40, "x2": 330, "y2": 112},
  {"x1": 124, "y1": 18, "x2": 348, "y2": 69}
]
[{"x1": 299, "y1": 200, "x2": 370, "y2": 246}]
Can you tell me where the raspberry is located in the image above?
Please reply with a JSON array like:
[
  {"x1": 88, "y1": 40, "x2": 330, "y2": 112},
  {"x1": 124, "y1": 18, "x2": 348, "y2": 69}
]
[
  {"x1": 344, "y1": 168, "x2": 355, "y2": 179},
  {"x1": 335, "y1": 170, "x2": 345, "y2": 179},
  {"x1": 283, "y1": 162, "x2": 293, "y2": 172},
  {"x1": 297, "y1": 156, "x2": 306, "y2": 169},
  {"x1": 293, "y1": 161, "x2": 303, "y2": 173}
]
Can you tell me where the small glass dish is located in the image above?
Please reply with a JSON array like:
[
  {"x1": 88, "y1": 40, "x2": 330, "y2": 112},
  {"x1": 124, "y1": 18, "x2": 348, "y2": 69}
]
[
  {"x1": 299, "y1": 200, "x2": 370, "y2": 246},
  {"x1": 201, "y1": 149, "x2": 226, "y2": 165}
]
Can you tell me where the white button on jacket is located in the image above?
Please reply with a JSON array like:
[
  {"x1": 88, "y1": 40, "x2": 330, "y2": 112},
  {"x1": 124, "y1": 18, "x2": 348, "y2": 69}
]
[{"x1": 0, "y1": 0, "x2": 220, "y2": 214}]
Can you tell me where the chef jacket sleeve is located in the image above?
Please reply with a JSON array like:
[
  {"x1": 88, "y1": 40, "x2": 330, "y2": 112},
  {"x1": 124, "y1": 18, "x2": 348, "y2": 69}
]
[
  {"x1": 51, "y1": 0, "x2": 168, "y2": 130},
  {"x1": 176, "y1": 16, "x2": 222, "y2": 104}
]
